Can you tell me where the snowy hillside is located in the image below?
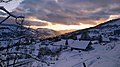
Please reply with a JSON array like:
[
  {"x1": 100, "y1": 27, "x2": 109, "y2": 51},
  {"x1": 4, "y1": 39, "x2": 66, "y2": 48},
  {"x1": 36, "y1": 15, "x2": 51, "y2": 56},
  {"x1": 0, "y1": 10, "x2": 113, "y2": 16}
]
[
  {"x1": 100, "y1": 18, "x2": 120, "y2": 26},
  {"x1": 25, "y1": 18, "x2": 120, "y2": 67},
  {"x1": 29, "y1": 40, "x2": 120, "y2": 67},
  {"x1": 0, "y1": 24, "x2": 60, "y2": 39},
  {"x1": 52, "y1": 41, "x2": 120, "y2": 67},
  {"x1": 1, "y1": 18, "x2": 120, "y2": 67}
]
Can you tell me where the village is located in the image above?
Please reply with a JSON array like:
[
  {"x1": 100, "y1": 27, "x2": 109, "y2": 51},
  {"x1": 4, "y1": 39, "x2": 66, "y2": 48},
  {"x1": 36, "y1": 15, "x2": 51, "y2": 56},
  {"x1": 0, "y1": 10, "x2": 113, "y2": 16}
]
[
  {"x1": 29, "y1": 27, "x2": 120, "y2": 67},
  {"x1": 0, "y1": 1, "x2": 120, "y2": 66},
  {"x1": 0, "y1": 20, "x2": 120, "y2": 67}
]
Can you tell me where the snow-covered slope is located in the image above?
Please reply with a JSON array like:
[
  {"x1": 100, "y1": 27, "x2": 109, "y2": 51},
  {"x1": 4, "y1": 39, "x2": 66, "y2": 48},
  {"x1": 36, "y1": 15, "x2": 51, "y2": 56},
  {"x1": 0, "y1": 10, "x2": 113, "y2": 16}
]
[
  {"x1": 53, "y1": 41, "x2": 120, "y2": 67},
  {"x1": 1, "y1": 18, "x2": 120, "y2": 67},
  {"x1": 0, "y1": 24, "x2": 60, "y2": 39},
  {"x1": 29, "y1": 40, "x2": 120, "y2": 67},
  {"x1": 42, "y1": 18, "x2": 120, "y2": 67}
]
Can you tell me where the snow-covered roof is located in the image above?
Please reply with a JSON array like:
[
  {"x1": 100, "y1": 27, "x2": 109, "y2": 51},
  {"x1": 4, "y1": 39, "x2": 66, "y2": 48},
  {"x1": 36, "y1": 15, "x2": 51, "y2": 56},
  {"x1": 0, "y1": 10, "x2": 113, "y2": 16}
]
[
  {"x1": 47, "y1": 45, "x2": 54, "y2": 50},
  {"x1": 91, "y1": 40, "x2": 99, "y2": 44},
  {"x1": 68, "y1": 39, "x2": 75, "y2": 45},
  {"x1": 70, "y1": 40, "x2": 91, "y2": 49},
  {"x1": 47, "y1": 45, "x2": 60, "y2": 51},
  {"x1": 53, "y1": 40, "x2": 66, "y2": 46}
]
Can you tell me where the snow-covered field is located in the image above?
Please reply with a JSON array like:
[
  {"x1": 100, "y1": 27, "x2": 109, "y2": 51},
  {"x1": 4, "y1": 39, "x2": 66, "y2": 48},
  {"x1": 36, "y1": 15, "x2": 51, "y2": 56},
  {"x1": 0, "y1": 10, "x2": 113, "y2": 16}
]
[{"x1": 31, "y1": 41, "x2": 120, "y2": 67}]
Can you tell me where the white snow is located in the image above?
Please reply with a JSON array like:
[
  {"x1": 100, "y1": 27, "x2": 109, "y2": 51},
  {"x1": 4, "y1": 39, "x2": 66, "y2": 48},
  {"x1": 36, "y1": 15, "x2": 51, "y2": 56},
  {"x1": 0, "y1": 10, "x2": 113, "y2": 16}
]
[
  {"x1": 53, "y1": 40, "x2": 66, "y2": 46},
  {"x1": 68, "y1": 39, "x2": 75, "y2": 45},
  {"x1": 53, "y1": 41, "x2": 120, "y2": 67},
  {"x1": 70, "y1": 40, "x2": 90, "y2": 49},
  {"x1": 77, "y1": 35, "x2": 81, "y2": 39}
]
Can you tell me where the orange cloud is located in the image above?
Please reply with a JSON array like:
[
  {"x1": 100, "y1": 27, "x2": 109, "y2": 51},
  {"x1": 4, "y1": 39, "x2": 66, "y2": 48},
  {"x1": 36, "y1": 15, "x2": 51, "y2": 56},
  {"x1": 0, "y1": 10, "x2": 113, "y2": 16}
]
[
  {"x1": 25, "y1": 15, "x2": 120, "y2": 31},
  {"x1": 107, "y1": 15, "x2": 120, "y2": 21},
  {"x1": 25, "y1": 16, "x2": 95, "y2": 30}
]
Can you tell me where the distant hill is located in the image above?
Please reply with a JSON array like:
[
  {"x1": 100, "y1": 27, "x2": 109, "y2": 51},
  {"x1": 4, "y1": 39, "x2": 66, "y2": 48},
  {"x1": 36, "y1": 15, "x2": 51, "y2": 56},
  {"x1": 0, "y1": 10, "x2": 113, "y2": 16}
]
[
  {"x1": 33, "y1": 28, "x2": 61, "y2": 39},
  {"x1": 0, "y1": 24, "x2": 61, "y2": 39},
  {"x1": 45, "y1": 18, "x2": 120, "y2": 41}
]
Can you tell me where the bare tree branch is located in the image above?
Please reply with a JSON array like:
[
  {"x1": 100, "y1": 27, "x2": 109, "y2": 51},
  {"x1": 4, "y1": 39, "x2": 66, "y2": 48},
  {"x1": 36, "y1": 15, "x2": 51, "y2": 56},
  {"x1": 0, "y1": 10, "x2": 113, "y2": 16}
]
[
  {"x1": 1, "y1": 52, "x2": 49, "y2": 65},
  {"x1": 0, "y1": 0, "x2": 13, "y2": 3},
  {"x1": 0, "y1": 6, "x2": 25, "y2": 25}
]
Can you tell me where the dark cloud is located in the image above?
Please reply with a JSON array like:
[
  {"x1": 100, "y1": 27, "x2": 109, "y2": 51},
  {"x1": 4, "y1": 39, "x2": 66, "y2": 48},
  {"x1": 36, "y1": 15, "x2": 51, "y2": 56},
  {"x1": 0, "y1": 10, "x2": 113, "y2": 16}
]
[
  {"x1": 24, "y1": 20, "x2": 48, "y2": 26},
  {"x1": 0, "y1": 17, "x2": 48, "y2": 26},
  {"x1": 13, "y1": 0, "x2": 120, "y2": 25}
]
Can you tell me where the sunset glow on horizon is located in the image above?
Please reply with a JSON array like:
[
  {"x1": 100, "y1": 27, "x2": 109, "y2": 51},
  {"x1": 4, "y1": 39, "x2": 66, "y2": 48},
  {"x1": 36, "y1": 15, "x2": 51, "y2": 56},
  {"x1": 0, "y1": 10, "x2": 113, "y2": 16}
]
[
  {"x1": 25, "y1": 24, "x2": 94, "y2": 31},
  {"x1": 0, "y1": 0, "x2": 120, "y2": 32},
  {"x1": 25, "y1": 14, "x2": 120, "y2": 31},
  {"x1": 25, "y1": 16, "x2": 116, "y2": 31},
  {"x1": 25, "y1": 16, "x2": 95, "y2": 31}
]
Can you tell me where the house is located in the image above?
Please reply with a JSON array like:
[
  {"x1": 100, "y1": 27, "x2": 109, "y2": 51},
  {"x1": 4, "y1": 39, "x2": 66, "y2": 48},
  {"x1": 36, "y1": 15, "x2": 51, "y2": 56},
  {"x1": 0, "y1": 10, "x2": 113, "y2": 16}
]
[
  {"x1": 91, "y1": 40, "x2": 99, "y2": 44},
  {"x1": 53, "y1": 39, "x2": 69, "y2": 49},
  {"x1": 70, "y1": 40, "x2": 93, "y2": 51},
  {"x1": 53, "y1": 40, "x2": 67, "y2": 46},
  {"x1": 68, "y1": 39, "x2": 75, "y2": 45},
  {"x1": 47, "y1": 44, "x2": 60, "y2": 52}
]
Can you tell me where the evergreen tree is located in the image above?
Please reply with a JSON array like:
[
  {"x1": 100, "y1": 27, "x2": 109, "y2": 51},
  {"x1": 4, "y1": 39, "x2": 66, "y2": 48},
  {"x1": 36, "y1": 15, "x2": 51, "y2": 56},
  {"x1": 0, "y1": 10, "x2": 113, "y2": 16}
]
[
  {"x1": 98, "y1": 35, "x2": 102, "y2": 43},
  {"x1": 80, "y1": 32, "x2": 90, "y2": 40},
  {"x1": 65, "y1": 40, "x2": 68, "y2": 45}
]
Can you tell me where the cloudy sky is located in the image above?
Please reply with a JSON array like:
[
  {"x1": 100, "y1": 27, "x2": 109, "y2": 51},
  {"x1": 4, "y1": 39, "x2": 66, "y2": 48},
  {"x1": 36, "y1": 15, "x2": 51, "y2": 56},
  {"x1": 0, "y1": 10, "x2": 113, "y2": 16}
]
[{"x1": 0, "y1": 0, "x2": 120, "y2": 31}]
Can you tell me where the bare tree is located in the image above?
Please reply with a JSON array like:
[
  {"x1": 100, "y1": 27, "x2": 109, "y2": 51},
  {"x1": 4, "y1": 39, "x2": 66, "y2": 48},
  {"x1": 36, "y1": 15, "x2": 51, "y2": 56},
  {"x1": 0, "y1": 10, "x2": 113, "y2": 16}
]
[
  {"x1": 0, "y1": 0, "x2": 14, "y2": 3},
  {"x1": 0, "y1": 6, "x2": 24, "y2": 25},
  {"x1": 0, "y1": 6, "x2": 51, "y2": 67}
]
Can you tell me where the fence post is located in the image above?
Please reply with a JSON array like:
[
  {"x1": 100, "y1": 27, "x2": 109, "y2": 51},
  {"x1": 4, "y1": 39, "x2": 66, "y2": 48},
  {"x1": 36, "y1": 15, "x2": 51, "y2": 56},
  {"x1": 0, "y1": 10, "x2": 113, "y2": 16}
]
[{"x1": 83, "y1": 62, "x2": 86, "y2": 67}]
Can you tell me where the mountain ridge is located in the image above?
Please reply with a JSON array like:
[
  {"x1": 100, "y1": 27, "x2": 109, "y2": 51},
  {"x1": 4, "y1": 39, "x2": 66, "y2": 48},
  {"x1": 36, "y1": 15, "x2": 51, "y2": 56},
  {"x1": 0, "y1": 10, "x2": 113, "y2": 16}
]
[{"x1": 45, "y1": 18, "x2": 120, "y2": 41}]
